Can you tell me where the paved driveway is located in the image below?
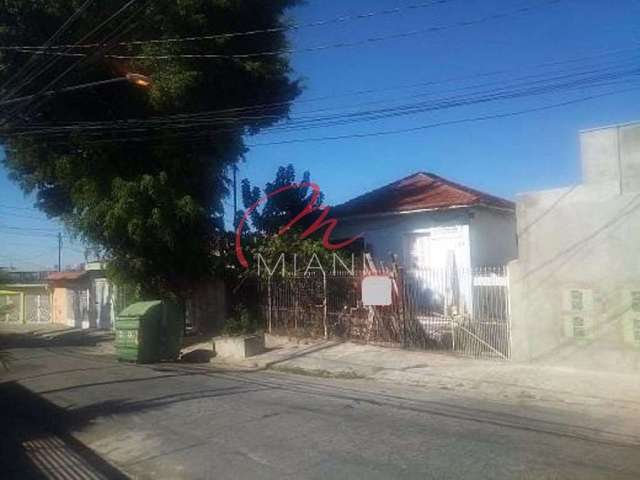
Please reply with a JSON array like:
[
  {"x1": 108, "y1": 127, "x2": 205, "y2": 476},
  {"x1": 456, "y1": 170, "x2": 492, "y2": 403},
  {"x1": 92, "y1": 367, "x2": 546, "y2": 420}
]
[{"x1": 1, "y1": 343, "x2": 639, "y2": 479}]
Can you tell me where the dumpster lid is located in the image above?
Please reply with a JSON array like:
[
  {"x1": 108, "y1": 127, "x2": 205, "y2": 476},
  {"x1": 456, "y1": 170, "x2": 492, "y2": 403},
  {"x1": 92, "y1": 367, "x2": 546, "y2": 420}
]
[{"x1": 119, "y1": 300, "x2": 162, "y2": 317}]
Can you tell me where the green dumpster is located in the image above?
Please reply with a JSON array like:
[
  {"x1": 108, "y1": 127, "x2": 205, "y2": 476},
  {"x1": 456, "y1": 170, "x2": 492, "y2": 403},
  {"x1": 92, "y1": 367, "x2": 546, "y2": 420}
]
[{"x1": 115, "y1": 300, "x2": 184, "y2": 363}]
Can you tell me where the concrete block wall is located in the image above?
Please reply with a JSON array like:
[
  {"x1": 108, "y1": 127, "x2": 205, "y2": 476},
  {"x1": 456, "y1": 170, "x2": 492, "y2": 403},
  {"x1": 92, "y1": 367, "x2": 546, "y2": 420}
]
[{"x1": 509, "y1": 122, "x2": 640, "y2": 371}]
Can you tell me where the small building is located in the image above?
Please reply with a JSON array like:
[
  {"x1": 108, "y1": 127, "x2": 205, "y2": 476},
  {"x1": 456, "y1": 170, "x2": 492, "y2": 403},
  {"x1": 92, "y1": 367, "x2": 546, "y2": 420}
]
[
  {"x1": 0, "y1": 271, "x2": 52, "y2": 324},
  {"x1": 48, "y1": 270, "x2": 91, "y2": 328},
  {"x1": 330, "y1": 172, "x2": 517, "y2": 319},
  {"x1": 0, "y1": 262, "x2": 116, "y2": 329},
  {"x1": 509, "y1": 122, "x2": 640, "y2": 371},
  {"x1": 331, "y1": 172, "x2": 518, "y2": 270},
  {"x1": 48, "y1": 262, "x2": 116, "y2": 329}
]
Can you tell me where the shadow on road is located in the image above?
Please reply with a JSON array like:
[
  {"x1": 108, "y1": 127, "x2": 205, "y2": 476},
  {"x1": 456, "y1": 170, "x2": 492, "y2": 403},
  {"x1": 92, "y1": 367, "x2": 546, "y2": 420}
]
[
  {"x1": 0, "y1": 328, "x2": 114, "y2": 349},
  {"x1": 0, "y1": 382, "x2": 128, "y2": 479}
]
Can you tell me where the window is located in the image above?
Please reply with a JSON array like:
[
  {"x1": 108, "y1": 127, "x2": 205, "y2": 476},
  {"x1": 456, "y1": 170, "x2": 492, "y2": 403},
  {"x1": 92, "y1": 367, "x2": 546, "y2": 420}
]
[
  {"x1": 571, "y1": 290, "x2": 583, "y2": 311},
  {"x1": 573, "y1": 317, "x2": 585, "y2": 338},
  {"x1": 631, "y1": 291, "x2": 640, "y2": 312}
]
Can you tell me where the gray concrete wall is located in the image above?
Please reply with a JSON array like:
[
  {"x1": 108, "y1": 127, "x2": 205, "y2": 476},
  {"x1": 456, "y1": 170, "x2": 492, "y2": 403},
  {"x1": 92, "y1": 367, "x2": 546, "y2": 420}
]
[
  {"x1": 331, "y1": 206, "x2": 517, "y2": 268},
  {"x1": 509, "y1": 122, "x2": 640, "y2": 371}
]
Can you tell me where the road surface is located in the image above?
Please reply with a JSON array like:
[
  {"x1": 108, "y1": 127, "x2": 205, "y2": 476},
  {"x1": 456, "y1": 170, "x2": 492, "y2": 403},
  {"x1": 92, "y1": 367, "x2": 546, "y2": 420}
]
[{"x1": 1, "y1": 344, "x2": 639, "y2": 479}]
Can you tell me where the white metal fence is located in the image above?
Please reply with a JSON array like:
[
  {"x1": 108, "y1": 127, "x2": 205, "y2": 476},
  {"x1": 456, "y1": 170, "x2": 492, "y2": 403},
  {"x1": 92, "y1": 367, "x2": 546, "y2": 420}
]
[{"x1": 256, "y1": 265, "x2": 511, "y2": 359}]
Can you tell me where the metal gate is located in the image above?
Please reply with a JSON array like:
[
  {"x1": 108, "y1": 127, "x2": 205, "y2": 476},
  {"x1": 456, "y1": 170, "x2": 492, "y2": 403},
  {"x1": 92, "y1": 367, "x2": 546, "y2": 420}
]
[
  {"x1": 70, "y1": 288, "x2": 90, "y2": 328},
  {"x1": 258, "y1": 265, "x2": 512, "y2": 360},
  {"x1": 403, "y1": 267, "x2": 511, "y2": 359},
  {"x1": 24, "y1": 293, "x2": 51, "y2": 324}
]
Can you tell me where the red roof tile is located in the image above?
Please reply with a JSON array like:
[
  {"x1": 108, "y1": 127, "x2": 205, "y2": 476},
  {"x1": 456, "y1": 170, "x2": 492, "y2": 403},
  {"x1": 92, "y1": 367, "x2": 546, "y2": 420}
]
[
  {"x1": 47, "y1": 271, "x2": 86, "y2": 281},
  {"x1": 332, "y1": 172, "x2": 514, "y2": 218}
]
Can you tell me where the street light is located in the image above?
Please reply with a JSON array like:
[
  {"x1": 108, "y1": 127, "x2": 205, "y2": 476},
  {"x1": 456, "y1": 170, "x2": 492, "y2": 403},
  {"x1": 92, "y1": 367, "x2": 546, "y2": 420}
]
[
  {"x1": 0, "y1": 72, "x2": 153, "y2": 108},
  {"x1": 125, "y1": 73, "x2": 152, "y2": 87}
]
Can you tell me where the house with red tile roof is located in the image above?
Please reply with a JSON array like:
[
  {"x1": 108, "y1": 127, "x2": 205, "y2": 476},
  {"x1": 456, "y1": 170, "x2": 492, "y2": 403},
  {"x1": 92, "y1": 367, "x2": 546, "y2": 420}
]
[{"x1": 331, "y1": 172, "x2": 517, "y2": 271}]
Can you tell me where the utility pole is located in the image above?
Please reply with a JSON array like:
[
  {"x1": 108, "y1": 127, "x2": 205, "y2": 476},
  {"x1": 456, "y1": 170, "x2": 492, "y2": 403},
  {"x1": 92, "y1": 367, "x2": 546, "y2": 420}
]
[{"x1": 57, "y1": 232, "x2": 62, "y2": 272}]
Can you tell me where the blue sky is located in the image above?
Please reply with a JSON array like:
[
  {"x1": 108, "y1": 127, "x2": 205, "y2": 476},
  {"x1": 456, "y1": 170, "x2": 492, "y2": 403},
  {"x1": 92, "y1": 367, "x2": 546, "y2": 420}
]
[{"x1": 2, "y1": 0, "x2": 640, "y2": 270}]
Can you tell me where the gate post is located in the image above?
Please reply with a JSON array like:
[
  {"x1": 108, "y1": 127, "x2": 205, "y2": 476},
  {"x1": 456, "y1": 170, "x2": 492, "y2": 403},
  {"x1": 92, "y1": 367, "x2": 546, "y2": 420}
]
[
  {"x1": 267, "y1": 276, "x2": 272, "y2": 334},
  {"x1": 506, "y1": 265, "x2": 512, "y2": 360},
  {"x1": 402, "y1": 268, "x2": 407, "y2": 348},
  {"x1": 322, "y1": 270, "x2": 328, "y2": 339},
  {"x1": 395, "y1": 263, "x2": 407, "y2": 348}
]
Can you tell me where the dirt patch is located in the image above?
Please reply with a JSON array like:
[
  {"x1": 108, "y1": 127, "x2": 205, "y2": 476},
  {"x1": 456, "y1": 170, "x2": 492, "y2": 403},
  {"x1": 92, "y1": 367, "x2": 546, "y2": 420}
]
[{"x1": 271, "y1": 365, "x2": 367, "y2": 380}]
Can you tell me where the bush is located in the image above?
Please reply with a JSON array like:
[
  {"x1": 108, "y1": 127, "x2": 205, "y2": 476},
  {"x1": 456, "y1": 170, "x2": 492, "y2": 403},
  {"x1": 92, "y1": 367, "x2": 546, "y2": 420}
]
[{"x1": 221, "y1": 304, "x2": 258, "y2": 336}]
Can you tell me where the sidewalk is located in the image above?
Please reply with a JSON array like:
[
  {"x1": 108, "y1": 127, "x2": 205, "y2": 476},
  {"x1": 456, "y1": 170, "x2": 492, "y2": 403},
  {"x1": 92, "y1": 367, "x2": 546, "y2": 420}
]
[
  {"x1": 4, "y1": 325, "x2": 638, "y2": 416},
  {"x1": 204, "y1": 334, "x2": 640, "y2": 415}
]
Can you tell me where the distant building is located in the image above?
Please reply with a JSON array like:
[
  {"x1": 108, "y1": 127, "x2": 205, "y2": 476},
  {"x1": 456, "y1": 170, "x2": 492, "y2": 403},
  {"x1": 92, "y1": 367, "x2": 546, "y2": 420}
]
[
  {"x1": 0, "y1": 262, "x2": 116, "y2": 329},
  {"x1": 0, "y1": 271, "x2": 51, "y2": 324}
]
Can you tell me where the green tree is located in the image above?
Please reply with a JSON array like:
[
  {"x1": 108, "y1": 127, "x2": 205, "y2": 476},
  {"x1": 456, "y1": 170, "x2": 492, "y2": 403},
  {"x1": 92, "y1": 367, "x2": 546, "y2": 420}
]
[
  {"x1": 0, "y1": 1, "x2": 301, "y2": 297},
  {"x1": 241, "y1": 164, "x2": 324, "y2": 235},
  {"x1": 236, "y1": 164, "x2": 363, "y2": 278}
]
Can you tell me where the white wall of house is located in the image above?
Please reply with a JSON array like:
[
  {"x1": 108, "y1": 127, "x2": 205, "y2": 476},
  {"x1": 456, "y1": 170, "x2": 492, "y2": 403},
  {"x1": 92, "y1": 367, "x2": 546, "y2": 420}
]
[
  {"x1": 331, "y1": 206, "x2": 517, "y2": 269},
  {"x1": 509, "y1": 122, "x2": 640, "y2": 371},
  {"x1": 92, "y1": 277, "x2": 115, "y2": 329},
  {"x1": 469, "y1": 207, "x2": 518, "y2": 267}
]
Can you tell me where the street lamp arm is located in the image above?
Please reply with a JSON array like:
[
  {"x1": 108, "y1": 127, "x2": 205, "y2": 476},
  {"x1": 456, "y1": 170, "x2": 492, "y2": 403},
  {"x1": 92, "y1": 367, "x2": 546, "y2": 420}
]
[{"x1": 0, "y1": 73, "x2": 152, "y2": 108}]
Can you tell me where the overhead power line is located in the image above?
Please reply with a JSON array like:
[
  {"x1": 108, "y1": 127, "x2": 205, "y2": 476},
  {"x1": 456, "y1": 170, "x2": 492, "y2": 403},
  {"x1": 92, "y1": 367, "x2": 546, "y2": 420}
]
[
  {"x1": 0, "y1": 0, "x2": 96, "y2": 100},
  {"x1": 0, "y1": 209, "x2": 55, "y2": 221},
  {"x1": 1, "y1": 0, "x2": 143, "y2": 122},
  {"x1": 0, "y1": 229, "x2": 58, "y2": 238},
  {"x1": 245, "y1": 87, "x2": 640, "y2": 147},
  {"x1": 0, "y1": 203, "x2": 38, "y2": 211},
  {"x1": 0, "y1": 224, "x2": 59, "y2": 233},
  {"x1": 7, "y1": 44, "x2": 631, "y2": 133},
  {"x1": 4, "y1": 60, "x2": 638, "y2": 143},
  {"x1": 20, "y1": 79, "x2": 630, "y2": 150},
  {"x1": 3, "y1": 0, "x2": 562, "y2": 60},
  {"x1": 0, "y1": 0, "x2": 456, "y2": 50}
]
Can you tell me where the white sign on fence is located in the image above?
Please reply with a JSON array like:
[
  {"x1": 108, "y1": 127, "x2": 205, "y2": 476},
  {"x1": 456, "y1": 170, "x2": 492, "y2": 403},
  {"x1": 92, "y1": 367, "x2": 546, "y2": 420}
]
[
  {"x1": 472, "y1": 275, "x2": 509, "y2": 287},
  {"x1": 362, "y1": 275, "x2": 393, "y2": 306}
]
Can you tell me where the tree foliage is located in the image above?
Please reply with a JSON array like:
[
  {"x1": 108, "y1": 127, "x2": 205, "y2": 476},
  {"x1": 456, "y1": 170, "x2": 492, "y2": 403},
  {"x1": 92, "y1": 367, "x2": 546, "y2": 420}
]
[
  {"x1": 235, "y1": 164, "x2": 362, "y2": 279},
  {"x1": 240, "y1": 164, "x2": 324, "y2": 235},
  {"x1": 0, "y1": 0, "x2": 301, "y2": 297}
]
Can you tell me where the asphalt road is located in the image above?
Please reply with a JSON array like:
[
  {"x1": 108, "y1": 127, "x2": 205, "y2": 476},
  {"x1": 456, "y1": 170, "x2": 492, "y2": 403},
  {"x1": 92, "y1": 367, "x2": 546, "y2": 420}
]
[{"x1": 1, "y1": 345, "x2": 639, "y2": 480}]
